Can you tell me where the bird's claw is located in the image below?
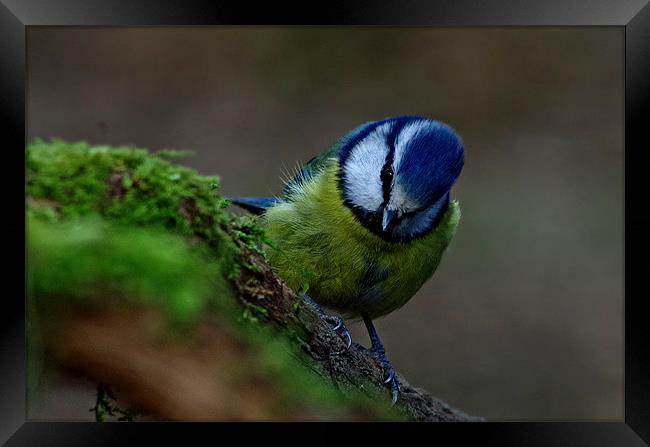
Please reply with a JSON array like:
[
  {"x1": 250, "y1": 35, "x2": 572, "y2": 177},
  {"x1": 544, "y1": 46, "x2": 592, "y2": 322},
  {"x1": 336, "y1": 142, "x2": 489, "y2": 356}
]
[
  {"x1": 324, "y1": 315, "x2": 352, "y2": 353},
  {"x1": 342, "y1": 330, "x2": 352, "y2": 350},
  {"x1": 391, "y1": 388, "x2": 400, "y2": 406},
  {"x1": 370, "y1": 349, "x2": 401, "y2": 405},
  {"x1": 383, "y1": 369, "x2": 394, "y2": 384},
  {"x1": 301, "y1": 294, "x2": 352, "y2": 354},
  {"x1": 383, "y1": 369, "x2": 401, "y2": 405}
]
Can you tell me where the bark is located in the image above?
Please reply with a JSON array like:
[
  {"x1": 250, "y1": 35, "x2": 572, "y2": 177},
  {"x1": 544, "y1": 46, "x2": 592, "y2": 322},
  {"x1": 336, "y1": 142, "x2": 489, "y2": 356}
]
[{"x1": 231, "y1": 252, "x2": 484, "y2": 421}]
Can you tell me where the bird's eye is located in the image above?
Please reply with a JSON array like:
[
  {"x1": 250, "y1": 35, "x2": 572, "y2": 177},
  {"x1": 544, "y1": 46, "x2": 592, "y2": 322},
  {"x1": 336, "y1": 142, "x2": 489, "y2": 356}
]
[{"x1": 382, "y1": 166, "x2": 394, "y2": 183}]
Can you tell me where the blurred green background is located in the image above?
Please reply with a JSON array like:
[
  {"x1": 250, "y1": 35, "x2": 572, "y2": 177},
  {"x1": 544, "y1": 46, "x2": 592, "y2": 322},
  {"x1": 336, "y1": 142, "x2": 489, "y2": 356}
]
[{"x1": 27, "y1": 27, "x2": 623, "y2": 420}]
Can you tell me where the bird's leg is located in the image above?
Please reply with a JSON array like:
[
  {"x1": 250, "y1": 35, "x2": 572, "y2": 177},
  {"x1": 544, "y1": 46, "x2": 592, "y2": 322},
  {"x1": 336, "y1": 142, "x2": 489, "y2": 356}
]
[
  {"x1": 362, "y1": 312, "x2": 400, "y2": 405},
  {"x1": 302, "y1": 293, "x2": 352, "y2": 352}
]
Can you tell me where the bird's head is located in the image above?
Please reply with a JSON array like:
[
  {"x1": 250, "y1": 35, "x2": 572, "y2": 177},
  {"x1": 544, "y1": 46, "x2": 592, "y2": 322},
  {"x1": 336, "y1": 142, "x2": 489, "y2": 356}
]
[{"x1": 337, "y1": 116, "x2": 464, "y2": 242}]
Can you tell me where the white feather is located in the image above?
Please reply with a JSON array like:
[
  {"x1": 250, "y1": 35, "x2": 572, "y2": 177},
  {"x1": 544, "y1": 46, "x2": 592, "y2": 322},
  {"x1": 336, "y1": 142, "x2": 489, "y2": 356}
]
[{"x1": 342, "y1": 123, "x2": 392, "y2": 212}]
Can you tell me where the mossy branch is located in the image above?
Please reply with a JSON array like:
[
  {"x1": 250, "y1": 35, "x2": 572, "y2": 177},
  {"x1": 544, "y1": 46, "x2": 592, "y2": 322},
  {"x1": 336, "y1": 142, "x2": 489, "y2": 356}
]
[{"x1": 27, "y1": 139, "x2": 482, "y2": 421}]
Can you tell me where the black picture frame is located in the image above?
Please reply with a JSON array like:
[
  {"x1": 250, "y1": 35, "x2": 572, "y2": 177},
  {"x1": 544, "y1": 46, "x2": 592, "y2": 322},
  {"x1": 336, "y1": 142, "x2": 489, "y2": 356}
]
[{"x1": 2, "y1": 0, "x2": 648, "y2": 445}]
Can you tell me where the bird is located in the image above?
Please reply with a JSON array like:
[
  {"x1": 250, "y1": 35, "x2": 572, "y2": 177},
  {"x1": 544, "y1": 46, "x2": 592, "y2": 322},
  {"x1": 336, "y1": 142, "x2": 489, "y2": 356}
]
[{"x1": 231, "y1": 116, "x2": 464, "y2": 404}]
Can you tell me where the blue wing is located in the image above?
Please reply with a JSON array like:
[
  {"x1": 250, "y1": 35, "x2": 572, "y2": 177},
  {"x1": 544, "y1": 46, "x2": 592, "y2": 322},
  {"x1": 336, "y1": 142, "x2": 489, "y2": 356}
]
[{"x1": 229, "y1": 197, "x2": 283, "y2": 215}]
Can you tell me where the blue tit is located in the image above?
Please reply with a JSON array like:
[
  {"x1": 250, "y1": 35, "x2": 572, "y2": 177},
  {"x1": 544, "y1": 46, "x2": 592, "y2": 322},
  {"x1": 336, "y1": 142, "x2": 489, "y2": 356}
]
[{"x1": 232, "y1": 116, "x2": 464, "y2": 403}]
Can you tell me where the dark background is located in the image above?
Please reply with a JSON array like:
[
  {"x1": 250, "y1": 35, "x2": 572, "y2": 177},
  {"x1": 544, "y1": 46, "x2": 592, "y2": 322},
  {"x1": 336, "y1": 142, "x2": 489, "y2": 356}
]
[{"x1": 26, "y1": 27, "x2": 623, "y2": 420}]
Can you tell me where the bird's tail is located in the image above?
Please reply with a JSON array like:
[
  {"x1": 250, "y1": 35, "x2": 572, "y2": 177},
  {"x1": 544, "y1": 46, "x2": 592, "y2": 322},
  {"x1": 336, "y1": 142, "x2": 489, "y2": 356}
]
[{"x1": 228, "y1": 197, "x2": 282, "y2": 215}]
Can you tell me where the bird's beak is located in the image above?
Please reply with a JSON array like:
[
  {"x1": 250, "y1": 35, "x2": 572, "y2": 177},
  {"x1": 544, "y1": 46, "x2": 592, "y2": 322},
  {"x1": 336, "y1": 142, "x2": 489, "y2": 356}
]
[{"x1": 382, "y1": 209, "x2": 399, "y2": 232}]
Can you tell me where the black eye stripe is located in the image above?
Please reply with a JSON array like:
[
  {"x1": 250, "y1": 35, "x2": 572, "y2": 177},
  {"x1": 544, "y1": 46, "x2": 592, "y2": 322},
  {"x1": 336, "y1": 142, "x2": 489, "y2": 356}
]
[
  {"x1": 379, "y1": 121, "x2": 407, "y2": 207},
  {"x1": 380, "y1": 155, "x2": 394, "y2": 205},
  {"x1": 380, "y1": 165, "x2": 393, "y2": 182}
]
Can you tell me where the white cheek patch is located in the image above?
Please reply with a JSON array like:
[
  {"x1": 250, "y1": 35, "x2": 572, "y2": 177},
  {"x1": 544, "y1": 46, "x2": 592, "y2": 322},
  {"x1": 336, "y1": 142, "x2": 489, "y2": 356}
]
[{"x1": 343, "y1": 123, "x2": 391, "y2": 212}]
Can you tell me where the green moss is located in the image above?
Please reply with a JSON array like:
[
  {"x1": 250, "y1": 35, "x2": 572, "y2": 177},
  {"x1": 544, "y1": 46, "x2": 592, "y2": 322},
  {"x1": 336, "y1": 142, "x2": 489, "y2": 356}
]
[
  {"x1": 27, "y1": 215, "x2": 222, "y2": 325},
  {"x1": 27, "y1": 139, "x2": 224, "y2": 228},
  {"x1": 26, "y1": 139, "x2": 274, "y2": 325},
  {"x1": 239, "y1": 301, "x2": 269, "y2": 324},
  {"x1": 26, "y1": 139, "x2": 267, "y2": 279}
]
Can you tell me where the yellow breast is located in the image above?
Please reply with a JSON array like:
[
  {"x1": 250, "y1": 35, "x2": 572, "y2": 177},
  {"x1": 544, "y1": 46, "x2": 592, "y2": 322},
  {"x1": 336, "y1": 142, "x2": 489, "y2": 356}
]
[{"x1": 262, "y1": 161, "x2": 460, "y2": 319}]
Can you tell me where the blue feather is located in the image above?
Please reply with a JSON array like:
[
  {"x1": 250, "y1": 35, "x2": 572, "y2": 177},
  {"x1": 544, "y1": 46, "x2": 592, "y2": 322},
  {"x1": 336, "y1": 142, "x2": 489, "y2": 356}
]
[
  {"x1": 230, "y1": 197, "x2": 283, "y2": 215},
  {"x1": 397, "y1": 120, "x2": 464, "y2": 206}
]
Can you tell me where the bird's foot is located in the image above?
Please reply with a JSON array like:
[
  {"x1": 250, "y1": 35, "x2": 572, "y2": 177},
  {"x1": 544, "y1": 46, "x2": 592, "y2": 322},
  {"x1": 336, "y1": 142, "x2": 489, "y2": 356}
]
[
  {"x1": 302, "y1": 293, "x2": 352, "y2": 353},
  {"x1": 369, "y1": 348, "x2": 401, "y2": 405},
  {"x1": 362, "y1": 312, "x2": 401, "y2": 405}
]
